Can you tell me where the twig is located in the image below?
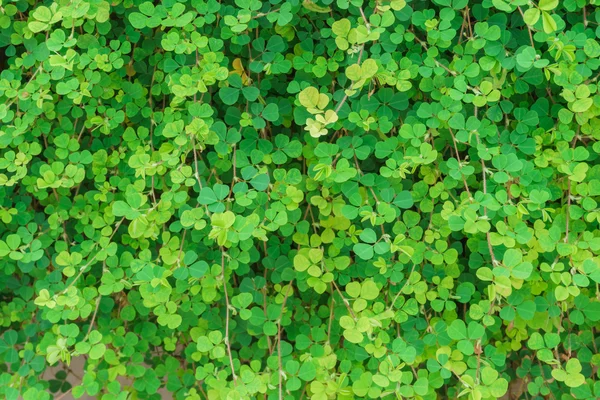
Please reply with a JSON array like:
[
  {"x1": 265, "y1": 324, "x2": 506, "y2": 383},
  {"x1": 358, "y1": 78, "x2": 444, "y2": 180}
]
[
  {"x1": 359, "y1": 7, "x2": 370, "y2": 31},
  {"x1": 277, "y1": 280, "x2": 294, "y2": 399},
  {"x1": 191, "y1": 136, "x2": 211, "y2": 216},
  {"x1": 473, "y1": 107, "x2": 498, "y2": 266},
  {"x1": 333, "y1": 46, "x2": 365, "y2": 114},
  {"x1": 5, "y1": 65, "x2": 43, "y2": 108},
  {"x1": 252, "y1": 8, "x2": 280, "y2": 19},
  {"x1": 62, "y1": 217, "x2": 125, "y2": 293},
  {"x1": 517, "y1": 7, "x2": 536, "y2": 49},
  {"x1": 546, "y1": 87, "x2": 555, "y2": 104},
  {"x1": 466, "y1": 7, "x2": 473, "y2": 37},
  {"x1": 565, "y1": 131, "x2": 578, "y2": 243},
  {"x1": 331, "y1": 280, "x2": 356, "y2": 319},
  {"x1": 55, "y1": 388, "x2": 73, "y2": 400},
  {"x1": 412, "y1": 32, "x2": 457, "y2": 76},
  {"x1": 229, "y1": 144, "x2": 237, "y2": 194},
  {"x1": 475, "y1": 339, "x2": 482, "y2": 382},
  {"x1": 448, "y1": 127, "x2": 472, "y2": 198},
  {"x1": 458, "y1": 11, "x2": 467, "y2": 44},
  {"x1": 221, "y1": 249, "x2": 238, "y2": 385},
  {"x1": 176, "y1": 229, "x2": 188, "y2": 267},
  {"x1": 263, "y1": 243, "x2": 273, "y2": 353},
  {"x1": 565, "y1": 179, "x2": 571, "y2": 243},
  {"x1": 84, "y1": 295, "x2": 102, "y2": 339},
  {"x1": 387, "y1": 264, "x2": 416, "y2": 312},
  {"x1": 191, "y1": 136, "x2": 204, "y2": 191},
  {"x1": 353, "y1": 154, "x2": 380, "y2": 204},
  {"x1": 327, "y1": 283, "x2": 335, "y2": 343}
]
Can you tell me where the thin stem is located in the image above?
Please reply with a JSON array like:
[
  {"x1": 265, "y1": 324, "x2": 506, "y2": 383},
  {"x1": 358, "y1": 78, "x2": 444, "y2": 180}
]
[
  {"x1": 84, "y1": 295, "x2": 102, "y2": 339},
  {"x1": 517, "y1": 6, "x2": 536, "y2": 49},
  {"x1": 176, "y1": 229, "x2": 188, "y2": 267},
  {"x1": 5, "y1": 65, "x2": 43, "y2": 108},
  {"x1": 55, "y1": 388, "x2": 73, "y2": 400},
  {"x1": 359, "y1": 7, "x2": 370, "y2": 31},
  {"x1": 473, "y1": 108, "x2": 498, "y2": 266},
  {"x1": 457, "y1": 9, "x2": 467, "y2": 44},
  {"x1": 565, "y1": 179, "x2": 571, "y2": 243},
  {"x1": 263, "y1": 243, "x2": 273, "y2": 353},
  {"x1": 333, "y1": 46, "x2": 365, "y2": 114},
  {"x1": 252, "y1": 8, "x2": 280, "y2": 19},
  {"x1": 327, "y1": 283, "x2": 335, "y2": 343},
  {"x1": 448, "y1": 127, "x2": 472, "y2": 198},
  {"x1": 564, "y1": 132, "x2": 579, "y2": 243},
  {"x1": 331, "y1": 280, "x2": 356, "y2": 319},
  {"x1": 221, "y1": 249, "x2": 238, "y2": 385},
  {"x1": 387, "y1": 264, "x2": 416, "y2": 312},
  {"x1": 229, "y1": 144, "x2": 237, "y2": 194},
  {"x1": 277, "y1": 280, "x2": 294, "y2": 399},
  {"x1": 191, "y1": 136, "x2": 211, "y2": 217},
  {"x1": 410, "y1": 31, "x2": 457, "y2": 76},
  {"x1": 62, "y1": 217, "x2": 125, "y2": 293},
  {"x1": 353, "y1": 154, "x2": 380, "y2": 204}
]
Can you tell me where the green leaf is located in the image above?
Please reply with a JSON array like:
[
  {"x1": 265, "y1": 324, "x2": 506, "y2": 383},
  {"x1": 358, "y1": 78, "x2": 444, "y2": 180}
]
[
  {"x1": 571, "y1": 98, "x2": 593, "y2": 113},
  {"x1": 89, "y1": 343, "x2": 106, "y2": 360},
  {"x1": 189, "y1": 261, "x2": 208, "y2": 278},
  {"x1": 332, "y1": 19, "x2": 350, "y2": 37},
  {"x1": 394, "y1": 191, "x2": 414, "y2": 209},
  {"x1": 33, "y1": 6, "x2": 52, "y2": 22},
  {"x1": 359, "y1": 228, "x2": 377, "y2": 244},
  {"x1": 523, "y1": 8, "x2": 540, "y2": 25},
  {"x1": 538, "y1": 0, "x2": 558, "y2": 11},
  {"x1": 113, "y1": 201, "x2": 138, "y2": 218},
  {"x1": 516, "y1": 301, "x2": 536, "y2": 320},
  {"x1": 413, "y1": 378, "x2": 429, "y2": 396},
  {"x1": 447, "y1": 320, "x2": 467, "y2": 340},
  {"x1": 219, "y1": 87, "x2": 240, "y2": 105},
  {"x1": 298, "y1": 362, "x2": 316, "y2": 381},
  {"x1": 541, "y1": 11, "x2": 557, "y2": 33},
  {"x1": 199, "y1": 188, "x2": 218, "y2": 205},
  {"x1": 262, "y1": 103, "x2": 279, "y2": 122},
  {"x1": 502, "y1": 249, "x2": 522, "y2": 268},
  {"x1": 527, "y1": 332, "x2": 545, "y2": 350},
  {"x1": 555, "y1": 286, "x2": 569, "y2": 301},
  {"x1": 360, "y1": 280, "x2": 379, "y2": 300},
  {"x1": 353, "y1": 243, "x2": 374, "y2": 260},
  {"x1": 128, "y1": 12, "x2": 147, "y2": 29},
  {"x1": 516, "y1": 47, "x2": 536, "y2": 70}
]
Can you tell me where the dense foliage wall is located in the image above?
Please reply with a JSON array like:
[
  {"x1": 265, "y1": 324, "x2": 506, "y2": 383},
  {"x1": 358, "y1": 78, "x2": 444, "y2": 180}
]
[{"x1": 2, "y1": 0, "x2": 600, "y2": 399}]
